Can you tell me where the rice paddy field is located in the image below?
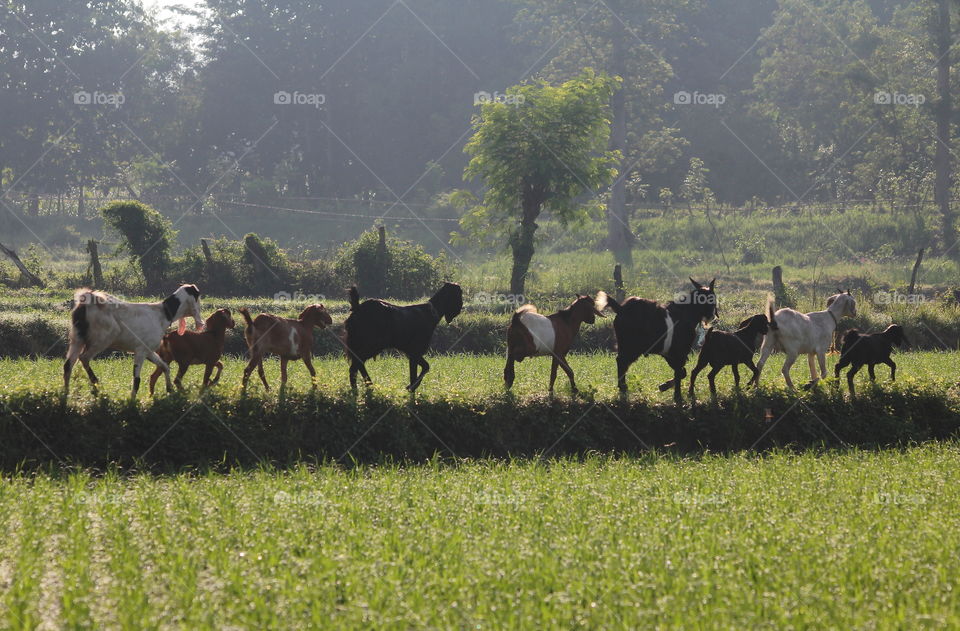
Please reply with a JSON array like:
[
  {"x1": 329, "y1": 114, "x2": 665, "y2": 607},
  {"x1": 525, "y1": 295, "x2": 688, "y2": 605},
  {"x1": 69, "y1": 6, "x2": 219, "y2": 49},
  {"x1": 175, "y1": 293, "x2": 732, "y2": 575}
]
[
  {"x1": 0, "y1": 446, "x2": 958, "y2": 629},
  {"x1": 3, "y1": 291, "x2": 960, "y2": 629}
]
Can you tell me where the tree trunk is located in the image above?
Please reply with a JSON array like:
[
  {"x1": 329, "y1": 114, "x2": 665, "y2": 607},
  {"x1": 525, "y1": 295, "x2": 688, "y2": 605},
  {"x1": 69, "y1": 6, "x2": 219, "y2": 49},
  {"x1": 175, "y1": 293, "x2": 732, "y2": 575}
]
[
  {"x1": 935, "y1": 0, "x2": 955, "y2": 254},
  {"x1": 87, "y1": 240, "x2": 103, "y2": 288},
  {"x1": 0, "y1": 242, "x2": 44, "y2": 287},
  {"x1": 509, "y1": 199, "x2": 540, "y2": 295},
  {"x1": 606, "y1": 3, "x2": 632, "y2": 266},
  {"x1": 908, "y1": 248, "x2": 924, "y2": 296}
]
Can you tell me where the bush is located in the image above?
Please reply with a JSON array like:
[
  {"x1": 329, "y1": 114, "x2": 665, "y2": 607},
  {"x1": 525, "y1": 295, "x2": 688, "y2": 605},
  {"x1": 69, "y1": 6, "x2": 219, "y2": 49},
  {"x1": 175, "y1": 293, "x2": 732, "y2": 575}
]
[
  {"x1": 170, "y1": 235, "x2": 296, "y2": 297},
  {"x1": 335, "y1": 227, "x2": 448, "y2": 299},
  {"x1": 101, "y1": 200, "x2": 173, "y2": 293}
]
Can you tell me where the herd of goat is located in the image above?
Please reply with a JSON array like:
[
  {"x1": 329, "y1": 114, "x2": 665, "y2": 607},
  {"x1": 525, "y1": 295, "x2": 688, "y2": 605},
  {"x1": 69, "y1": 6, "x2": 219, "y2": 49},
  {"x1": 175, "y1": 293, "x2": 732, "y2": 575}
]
[{"x1": 60, "y1": 278, "x2": 908, "y2": 401}]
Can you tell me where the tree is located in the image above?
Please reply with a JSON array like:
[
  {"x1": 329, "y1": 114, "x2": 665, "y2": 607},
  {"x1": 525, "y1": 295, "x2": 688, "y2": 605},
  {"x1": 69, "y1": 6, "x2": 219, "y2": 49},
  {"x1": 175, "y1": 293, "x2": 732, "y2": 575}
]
[
  {"x1": 933, "y1": 0, "x2": 955, "y2": 253},
  {"x1": 456, "y1": 70, "x2": 619, "y2": 294},
  {"x1": 101, "y1": 200, "x2": 173, "y2": 293},
  {"x1": 515, "y1": 0, "x2": 690, "y2": 265}
]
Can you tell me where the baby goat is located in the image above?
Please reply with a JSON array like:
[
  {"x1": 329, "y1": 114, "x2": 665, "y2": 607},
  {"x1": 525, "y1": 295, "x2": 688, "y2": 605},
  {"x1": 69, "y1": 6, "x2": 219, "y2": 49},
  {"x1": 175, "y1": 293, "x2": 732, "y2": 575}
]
[
  {"x1": 148, "y1": 308, "x2": 235, "y2": 395},
  {"x1": 240, "y1": 304, "x2": 333, "y2": 391},
  {"x1": 833, "y1": 324, "x2": 908, "y2": 395},
  {"x1": 688, "y1": 314, "x2": 769, "y2": 398}
]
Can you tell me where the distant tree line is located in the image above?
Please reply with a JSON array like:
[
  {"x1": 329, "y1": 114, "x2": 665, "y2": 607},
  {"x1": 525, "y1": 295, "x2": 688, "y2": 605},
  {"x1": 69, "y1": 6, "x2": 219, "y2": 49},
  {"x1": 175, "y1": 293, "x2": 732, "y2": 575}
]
[{"x1": 3, "y1": 0, "x2": 960, "y2": 256}]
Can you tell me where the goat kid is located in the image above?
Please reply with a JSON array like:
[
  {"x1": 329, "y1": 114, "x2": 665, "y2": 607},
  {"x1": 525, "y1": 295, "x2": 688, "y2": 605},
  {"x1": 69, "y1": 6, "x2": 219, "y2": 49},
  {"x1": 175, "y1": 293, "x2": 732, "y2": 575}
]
[
  {"x1": 752, "y1": 292, "x2": 857, "y2": 390},
  {"x1": 833, "y1": 324, "x2": 908, "y2": 395},
  {"x1": 598, "y1": 278, "x2": 718, "y2": 402},
  {"x1": 688, "y1": 314, "x2": 768, "y2": 398},
  {"x1": 344, "y1": 283, "x2": 463, "y2": 392},
  {"x1": 504, "y1": 295, "x2": 603, "y2": 394},
  {"x1": 239, "y1": 305, "x2": 332, "y2": 391},
  {"x1": 64, "y1": 284, "x2": 203, "y2": 397},
  {"x1": 149, "y1": 308, "x2": 235, "y2": 395}
]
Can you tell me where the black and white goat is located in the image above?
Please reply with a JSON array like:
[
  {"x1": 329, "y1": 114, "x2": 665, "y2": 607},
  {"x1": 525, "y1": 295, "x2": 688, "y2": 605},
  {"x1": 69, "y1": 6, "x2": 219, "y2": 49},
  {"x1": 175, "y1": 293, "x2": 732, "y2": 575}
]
[
  {"x1": 597, "y1": 278, "x2": 718, "y2": 402},
  {"x1": 64, "y1": 285, "x2": 203, "y2": 397},
  {"x1": 343, "y1": 283, "x2": 463, "y2": 392},
  {"x1": 688, "y1": 314, "x2": 768, "y2": 398},
  {"x1": 833, "y1": 324, "x2": 908, "y2": 395}
]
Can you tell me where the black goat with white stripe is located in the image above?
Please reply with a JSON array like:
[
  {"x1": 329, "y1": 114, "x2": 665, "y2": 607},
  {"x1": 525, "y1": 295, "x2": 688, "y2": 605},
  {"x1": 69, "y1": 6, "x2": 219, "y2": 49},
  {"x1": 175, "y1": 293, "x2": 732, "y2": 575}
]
[{"x1": 597, "y1": 278, "x2": 718, "y2": 402}]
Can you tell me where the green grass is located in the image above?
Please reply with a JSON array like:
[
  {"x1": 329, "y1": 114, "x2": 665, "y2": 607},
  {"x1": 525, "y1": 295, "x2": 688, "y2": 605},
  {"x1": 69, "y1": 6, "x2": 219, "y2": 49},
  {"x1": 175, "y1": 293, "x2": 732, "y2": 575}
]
[
  {"x1": 2, "y1": 446, "x2": 960, "y2": 628},
  {"x1": 0, "y1": 350, "x2": 954, "y2": 403}
]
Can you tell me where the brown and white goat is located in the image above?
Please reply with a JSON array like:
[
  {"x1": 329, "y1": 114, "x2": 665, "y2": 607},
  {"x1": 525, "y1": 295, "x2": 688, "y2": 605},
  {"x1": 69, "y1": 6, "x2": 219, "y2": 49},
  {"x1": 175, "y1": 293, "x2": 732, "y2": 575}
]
[
  {"x1": 504, "y1": 295, "x2": 603, "y2": 394},
  {"x1": 148, "y1": 308, "x2": 236, "y2": 395},
  {"x1": 239, "y1": 304, "x2": 332, "y2": 390}
]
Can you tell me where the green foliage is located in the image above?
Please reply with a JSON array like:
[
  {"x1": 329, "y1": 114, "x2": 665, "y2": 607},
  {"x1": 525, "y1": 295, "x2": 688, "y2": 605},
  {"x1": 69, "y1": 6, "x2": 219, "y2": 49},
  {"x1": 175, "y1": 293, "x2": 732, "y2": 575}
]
[
  {"x1": 335, "y1": 228, "x2": 447, "y2": 299},
  {"x1": 170, "y1": 235, "x2": 298, "y2": 297},
  {"x1": 457, "y1": 69, "x2": 620, "y2": 244},
  {"x1": 100, "y1": 200, "x2": 173, "y2": 292}
]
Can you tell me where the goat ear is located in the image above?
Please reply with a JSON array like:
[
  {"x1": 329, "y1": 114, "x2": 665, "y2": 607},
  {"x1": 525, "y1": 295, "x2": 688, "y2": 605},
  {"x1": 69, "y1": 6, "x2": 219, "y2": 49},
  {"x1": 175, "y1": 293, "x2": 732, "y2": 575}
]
[
  {"x1": 689, "y1": 277, "x2": 700, "y2": 289},
  {"x1": 709, "y1": 278, "x2": 716, "y2": 290}
]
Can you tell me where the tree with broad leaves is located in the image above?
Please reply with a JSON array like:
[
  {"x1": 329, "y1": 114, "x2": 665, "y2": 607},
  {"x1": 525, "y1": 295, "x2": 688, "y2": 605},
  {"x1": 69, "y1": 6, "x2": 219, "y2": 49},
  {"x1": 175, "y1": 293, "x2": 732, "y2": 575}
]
[{"x1": 454, "y1": 70, "x2": 619, "y2": 295}]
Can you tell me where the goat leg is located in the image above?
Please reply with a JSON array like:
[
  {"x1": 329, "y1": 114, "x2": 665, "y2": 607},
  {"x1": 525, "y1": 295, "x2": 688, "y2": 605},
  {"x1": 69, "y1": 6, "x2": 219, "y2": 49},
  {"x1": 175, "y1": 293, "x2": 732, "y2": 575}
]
[
  {"x1": 557, "y1": 356, "x2": 576, "y2": 394},
  {"x1": 504, "y1": 357, "x2": 516, "y2": 390}
]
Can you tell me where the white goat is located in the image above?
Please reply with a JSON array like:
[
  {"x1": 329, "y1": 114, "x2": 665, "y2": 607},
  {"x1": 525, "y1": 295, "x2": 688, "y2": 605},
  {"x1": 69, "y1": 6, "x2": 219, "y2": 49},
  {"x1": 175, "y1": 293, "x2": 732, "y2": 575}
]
[
  {"x1": 64, "y1": 285, "x2": 204, "y2": 397},
  {"x1": 751, "y1": 291, "x2": 857, "y2": 390}
]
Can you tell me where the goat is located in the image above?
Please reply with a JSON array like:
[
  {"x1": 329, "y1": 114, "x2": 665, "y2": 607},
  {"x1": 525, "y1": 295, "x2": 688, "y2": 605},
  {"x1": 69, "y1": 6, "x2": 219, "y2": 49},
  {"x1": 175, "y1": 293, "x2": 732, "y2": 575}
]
[
  {"x1": 833, "y1": 324, "x2": 908, "y2": 395},
  {"x1": 344, "y1": 283, "x2": 463, "y2": 392},
  {"x1": 64, "y1": 284, "x2": 204, "y2": 397},
  {"x1": 688, "y1": 314, "x2": 768, "y2": 398},
  {"x1": 148, "y1": 308, "x2": 236, "y2": 395},
  {"x1": 503, "y1": 295, "x2": 604, "y2": 394},
  {"x1": 239, "y1": 304, "x2": 332, "y2": 391},
  {"x1": 751, "y1": 291, "x2": 857, "y2": 390},
  {"x1": 597, "y1": 278, "x2": 718, "y2": 402}
]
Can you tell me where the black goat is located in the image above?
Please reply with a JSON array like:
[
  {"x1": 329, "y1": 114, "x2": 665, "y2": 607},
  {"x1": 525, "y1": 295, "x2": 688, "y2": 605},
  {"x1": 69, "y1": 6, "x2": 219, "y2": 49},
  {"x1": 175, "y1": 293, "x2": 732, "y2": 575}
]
[
  {"x1": 833, "y1": 324, "x2": 908, "y2": 395},
  {"x1": 597, "y1": 278, "x2": 718, "y2": 402},
  {"x1": 344, "y1": 283, "x2": 464, "y2": 392},
  {"x1": 688, "y1": 314, "x2": 768, "y2": 398}
]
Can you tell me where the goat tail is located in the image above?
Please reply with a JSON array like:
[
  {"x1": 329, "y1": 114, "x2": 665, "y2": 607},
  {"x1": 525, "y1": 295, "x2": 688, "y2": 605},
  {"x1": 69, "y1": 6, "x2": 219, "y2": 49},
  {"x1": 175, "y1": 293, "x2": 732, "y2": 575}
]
[
  {"x1": 348, "y1": 286, "x2": 361, "y2": 310},
  {"x1": 238, "y1": 307, "x2": 254, "y2": 328},
  {"x1": 766, "y1": 294, "x2": 778, "y2": 331},
  {"x1": 596, "y1": 291, "x2": 620, "y2": 314}
]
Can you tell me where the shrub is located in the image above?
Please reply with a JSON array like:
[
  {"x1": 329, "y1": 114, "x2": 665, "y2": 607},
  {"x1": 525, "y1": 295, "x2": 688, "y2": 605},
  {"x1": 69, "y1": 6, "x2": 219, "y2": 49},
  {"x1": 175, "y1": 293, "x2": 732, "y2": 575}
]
[
  {"x1": 170, "y1": 235, "x2": 295, "y2": 297},
  {"x1": 335, "y1": 227, "x2": 447, "y2": 299},
  {"x1": 101, "y1": 200, "x2": 173, "y2": 293}
]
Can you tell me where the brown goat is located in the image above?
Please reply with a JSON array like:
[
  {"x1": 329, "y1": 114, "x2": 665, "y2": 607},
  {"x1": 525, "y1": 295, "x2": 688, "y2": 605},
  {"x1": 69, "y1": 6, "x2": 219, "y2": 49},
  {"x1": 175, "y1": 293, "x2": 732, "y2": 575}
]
[
  {"x1": 148, "y1": 308, "x2": 236, "y2": 395},
  {"x1": 239, "y1": 304, "x2": 333, "y2": 390},
  {"x1": 504, "y1": 295, "x2": 603, "y2": 393}
]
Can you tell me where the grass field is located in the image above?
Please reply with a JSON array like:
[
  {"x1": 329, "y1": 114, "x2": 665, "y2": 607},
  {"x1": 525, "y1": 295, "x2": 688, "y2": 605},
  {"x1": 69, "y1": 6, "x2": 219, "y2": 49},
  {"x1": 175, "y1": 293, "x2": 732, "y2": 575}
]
[
  {"x1": 7, "y1": 350, "x2": 958, "y2": 403},
  {"x1": 2, "y1": 446, "x2": 959, "y2": 628}
]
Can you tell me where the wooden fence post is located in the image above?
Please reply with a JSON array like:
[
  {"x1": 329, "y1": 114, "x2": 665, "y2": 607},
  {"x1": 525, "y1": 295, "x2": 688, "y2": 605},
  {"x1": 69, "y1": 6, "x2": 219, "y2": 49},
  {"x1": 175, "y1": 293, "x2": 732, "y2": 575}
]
[{"x1": 86, "y1": 239, "x2": 103, "y2": 287}]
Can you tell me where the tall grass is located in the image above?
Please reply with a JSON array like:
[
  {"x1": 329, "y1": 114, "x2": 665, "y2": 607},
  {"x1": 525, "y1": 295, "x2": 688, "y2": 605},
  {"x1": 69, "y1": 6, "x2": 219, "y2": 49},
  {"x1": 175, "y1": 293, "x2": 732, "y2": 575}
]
[{"x1": 2, "y1": 447, "x2": 960, "y2": 628}]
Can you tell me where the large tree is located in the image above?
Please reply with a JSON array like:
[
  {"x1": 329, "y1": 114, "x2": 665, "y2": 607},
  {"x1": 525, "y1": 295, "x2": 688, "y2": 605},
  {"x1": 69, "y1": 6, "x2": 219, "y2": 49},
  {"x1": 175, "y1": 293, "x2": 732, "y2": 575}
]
[
  {"x1": 515, "y1": 0, "x2": 691, "y2": 265},
  {"x1": 456, "y1": 70, "x2": 619, "y2": 294}
]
